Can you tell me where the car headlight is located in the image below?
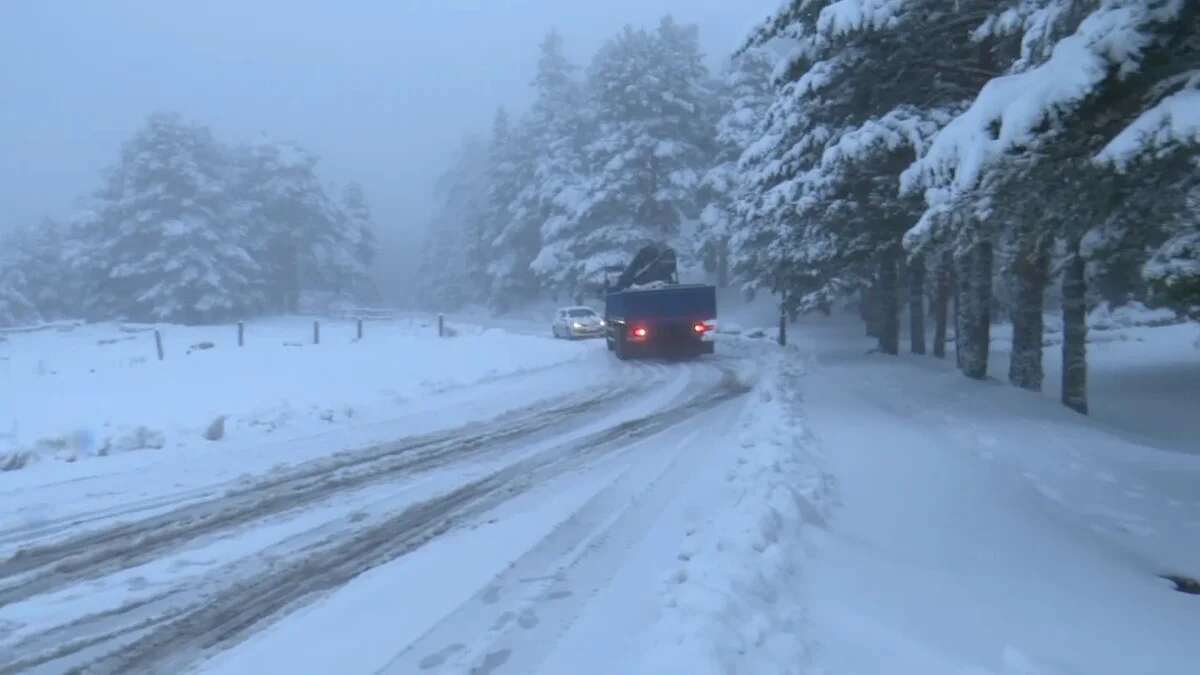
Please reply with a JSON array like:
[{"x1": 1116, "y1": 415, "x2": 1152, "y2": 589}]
[{"x1": 573, "y1": 322, "x2": 582, "y2": 329}]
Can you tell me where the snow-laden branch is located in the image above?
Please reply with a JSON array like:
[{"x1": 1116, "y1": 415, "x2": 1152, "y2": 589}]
[
  {"x1": 817, "y1": 0, "x2": 910, "y2": 37},
  {"x1": 903, "y1": 2, "x2": 1167, "y2": 195},
  {"x1": 1097, "y1": 78, "x2": 1200, "y2": 168}
]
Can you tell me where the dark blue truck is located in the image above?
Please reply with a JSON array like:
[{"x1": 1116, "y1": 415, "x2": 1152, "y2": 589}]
[{"x1": 604, "y1": 284, "x2": 717, "y2": 360}]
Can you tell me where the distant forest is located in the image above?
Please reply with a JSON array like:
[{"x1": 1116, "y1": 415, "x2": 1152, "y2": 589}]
[{"x1": 0, "y1": 113, "x2": 378, "y2": 325}]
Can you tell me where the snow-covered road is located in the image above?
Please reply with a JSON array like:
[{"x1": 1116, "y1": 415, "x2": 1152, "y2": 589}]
[
  {"x1": 0, "y1": 336, "x2": 768, "y2": 674},
  {"x1": 3, "y1": 310, "x2": 1195, "y2": 675}
]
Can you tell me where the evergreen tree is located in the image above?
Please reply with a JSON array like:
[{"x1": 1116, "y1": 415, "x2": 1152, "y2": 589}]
[
  {"x1": 77, "y1": 113, "x2": 261, "y2": 323},
  {"x1": 337, "y1": 182, "x2": 379, "y2": 302},
  {"x1": 234, "y1": 137, "x2": 345, "y2": 312},
  {"x1": 1, "y1": 219, "x2": 80, "y2": 320},
  {"x1": 698, "y1": 48, "x2": 774, "y2": 288},
  {"x1": 483, "y1": 107, "x2": 539, "y2": 309},
  {"x1": 737, "y1": 0, "x2": 1009, "y2": 356},
  {"x1": 417, "y1": 137, "x2": 491, "y2": 310},
  {"x1": 0, "y1": 246, "x2": 38, "y2": 327},
  {"x1": 534, "y1": 19, "x2": 714, "y2": 296}
]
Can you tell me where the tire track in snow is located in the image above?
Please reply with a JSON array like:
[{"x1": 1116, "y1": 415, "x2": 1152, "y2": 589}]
[
  {"x1": 0, "y1": 360, "x2": 747, "y2": 674},
  {"x1": 377, "y1": 398, "x2": 747, "y2": 675},
  {"x1": 0, "y1": 374, "x2": 648, "y2": 608}
]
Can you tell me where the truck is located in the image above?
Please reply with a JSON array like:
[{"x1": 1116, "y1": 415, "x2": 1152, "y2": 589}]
[{"x1": 603, "y1": 245, "x2": 717, "y2": 360}]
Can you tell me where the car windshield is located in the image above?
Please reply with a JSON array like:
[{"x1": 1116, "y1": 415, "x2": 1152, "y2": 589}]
[{"x1": 567, "y1": 309, "x2": 595, "y2": 317}]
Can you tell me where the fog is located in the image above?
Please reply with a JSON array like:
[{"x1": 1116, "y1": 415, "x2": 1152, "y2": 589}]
[{"x1": 0, "y1": 0, "x2": 775, "y2": 243}]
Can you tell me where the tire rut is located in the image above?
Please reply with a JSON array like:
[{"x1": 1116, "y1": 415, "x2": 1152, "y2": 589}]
[
  {"x1": 3, "y1": 367, "x2": 748, "y2": 675},
  {"x1": 0, "y1": 383, "x2": 638, "y2": 608}
]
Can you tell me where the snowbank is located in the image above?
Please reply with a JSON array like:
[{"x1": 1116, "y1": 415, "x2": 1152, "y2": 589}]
[
  {"x1": 640, "y1": 348, "x2": 831, "y2": 675},
  {"x1": 795, "y1": 316, "x2": 1200, "y2": 675},
  {"x1": 0, "y1": 316, "x2": 588, "y2": 472}
]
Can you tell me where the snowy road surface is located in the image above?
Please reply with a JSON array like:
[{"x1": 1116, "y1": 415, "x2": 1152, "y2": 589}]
[
  {"x1": 2, "y1": 312, "x2": 1197, "y2": 675},
  {"x1": 0, "y1": 337, "x2": 768, "y2": 674}
]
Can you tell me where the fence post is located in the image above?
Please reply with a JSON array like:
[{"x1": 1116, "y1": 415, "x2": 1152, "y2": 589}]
[
  {"x1": 438, "y1": 314, "x2": 444, "y2": 338},
  {"x1": 154, "y1": 330, "x2": 165, "y2": 361},
  {"x1": 313, "y1": 321, "x2": 320, "y2": 345},
  {"x1": 238, "y1": 322, "x2": 245, "y2": 347},
  {"x1": 357, "y1": 318, "x2": 364, "y2": 341}
]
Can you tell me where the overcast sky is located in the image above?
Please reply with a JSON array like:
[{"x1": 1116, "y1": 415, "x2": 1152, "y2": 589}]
[{"x1": 0, "y1": 0, "x2": 778, "y2": 247}]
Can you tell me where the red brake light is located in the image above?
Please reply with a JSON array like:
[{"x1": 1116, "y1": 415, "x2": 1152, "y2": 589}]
[
  {"x1": 632, "y1": 327, "x2": 648, "y2": 338},
  {"x1": 693, "y1": 322, "x2": 707, "y2": 333}
]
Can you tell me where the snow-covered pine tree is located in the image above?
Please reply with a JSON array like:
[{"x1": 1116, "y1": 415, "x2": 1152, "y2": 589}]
[
  {"x1": 77, "y1": 113, "x2": 261, "y2": 323},
  {"x1": 534, "y1": 19, "x2": 713, "y2": 297},
  {"x1": 0, "y1": 240, "x2": 38, "y2": 327},
  {"x1": 333, "y1": 181, "x2": 379, "y2": 303},
  {"x1": 482, "y1": 107, "x2": 539, "y2": 310},
  {"x1": 234, "y1": 137, "x2": 344, "y2": 313},
  {"x1": 698, "y1": 47, "x2": 774, "y2": 288},
  {"x1": 0, "y1": 219, "x2": 81, "y2": 320},
  {"x1": 737, "y1": 0, "x2": 1009, "y2": 356},
  {"x1": 417, "y1": 137, "x2": 491, "y2": 310},
  {"x1": 904, "y1": 0, "x2": 1196, "y2": 410}
]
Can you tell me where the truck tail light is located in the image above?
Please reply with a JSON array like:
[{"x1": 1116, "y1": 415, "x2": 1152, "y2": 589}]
[
  {"x1": 631, "y1": 326, "x2": 648, "y2": 339},
  {"x1": 692, "y1": 322, "x2": 708, "y2": 333}
]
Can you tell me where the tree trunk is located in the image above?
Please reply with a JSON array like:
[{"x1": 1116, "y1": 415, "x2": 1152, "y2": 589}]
[
  {"x1": 716, "y1": 238, "x2": 729, "y2": 288},
  {"x1": 909, "y1": 254, "x2": 927, "y2": 355},
  {"x1": 1009, "y1": 236, "x2": 1049, "y2": 391},
  {"x1": 960, "y1": 241, "x2": 993, "y2": 380},
  {"x1": 954, "y1": 249, "x2": 968, "y2": 369},
  {"x1": 862, "y1": 284, "x2": 880, "y2": 338},
  {"x1": 878, "y1": 248, "x2": 900, "y2": 355},
  {"x1": 933, "y1": 251, "x2": 951, "y2": 359},
  {"x1": 1061, "y1": 244, "x2": 1089, "y2": 414}
]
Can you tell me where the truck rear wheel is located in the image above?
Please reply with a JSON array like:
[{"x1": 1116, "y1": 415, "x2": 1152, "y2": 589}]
[{"x1": 615, "y1": 333, "x2": 629, "y2": 360}]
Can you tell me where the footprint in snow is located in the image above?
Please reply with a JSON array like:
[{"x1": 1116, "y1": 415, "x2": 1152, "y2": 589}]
[
  {"x1": 419, "y1": 643, "x2": 465, "y2": 670},
  {"x1": 491, "y1": 611, "x2": 515, "y2": 631},
  {"x1": 470, "y1": 649, "x2": 511, "y2": 675},
  {"x1": 518, "y1": 608, "x2": 539, "y2": 629}
]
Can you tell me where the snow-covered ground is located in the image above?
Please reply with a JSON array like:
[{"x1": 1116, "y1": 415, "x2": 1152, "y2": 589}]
[
  {"x1": 1, "y1": 302, "x2": 1196, "y2": 675},
  {"x1": 0, "y1": 315, "x2": 589, "y2": 473},
  {"x1": 796, "y1": 315, "x2": 1200, "y2": 675}
]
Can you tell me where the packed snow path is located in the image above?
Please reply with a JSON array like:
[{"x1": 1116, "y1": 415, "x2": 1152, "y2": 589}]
[{"x1": 0, "y1": 349, "x2": 755, "y2": 674}]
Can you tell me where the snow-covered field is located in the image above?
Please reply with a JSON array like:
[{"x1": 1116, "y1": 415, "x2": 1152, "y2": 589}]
[
  {"x1": 0, "y1": 304, "x2": 1196, "y2": 675},
  {"x1": 0, "y1": 316, "x2": 588, "y2": 473},
  {"x1": 797, "y1": 315, "x2": 1200, "y2": 675}
]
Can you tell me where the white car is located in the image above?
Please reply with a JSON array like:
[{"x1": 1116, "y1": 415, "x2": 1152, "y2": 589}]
[{"x1": 552, "y1": 306, "x2": 605, "y2": 339}]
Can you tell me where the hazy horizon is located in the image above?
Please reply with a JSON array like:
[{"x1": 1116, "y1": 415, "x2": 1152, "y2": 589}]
[{"x1": 0, "y1": 1, "x2": 777, "y2": 246}]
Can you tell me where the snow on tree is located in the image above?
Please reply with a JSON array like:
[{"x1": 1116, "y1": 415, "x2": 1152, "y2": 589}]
[
  {"x1": 417, "y1": 137, "x2": 491, "y2": 310},
  {"x1": 77, "y1": 113, "x2": 262, "y2": 324},
  {"x1": 234, "y1": 136, "x2": 350, "y2": 313},
  {"x1": 0, "y1": 219, "x2": 80, "y2": 321},
  {"x1": 697, "y1": 47, "x2": 775, "y2": 288},
  {"x1": 333, "y1": 181, "x2": 379, "y2": 302},
  {"x1": 735, "y1": 0, "x2": 1006, "y2": 356},
  {"x1": 0, "y1": 247, "x2": 38, "y2": 327},
  {"x1": 533, "y1": 18, "x2": 714, "y2": 296},
  {"x1": 481, "y1": 107, "x2": 540, "y2": 309}
]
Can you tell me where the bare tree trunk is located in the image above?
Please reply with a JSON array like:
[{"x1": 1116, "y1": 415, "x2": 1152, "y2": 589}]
[
  {"x1": 1009, "y1": 236, "x2": 1049, "y2": 391},
  {"x1": 961, "y1": 241, "x2": 993, "y2": 380},
  {"x1": 909, "y1": 254, "x2": 926, "y2": 355},
  {"x1": 878, "y1": 247, "x2": 900, "y2": 355},
  {"x1": 954, "y1": 249, "x2": 969, "y2": 369},
  {"x1": 862, "y1": 284, "x2": 880, "y2": 337},
  {"x1": 933, "y1": 251, "x2": 951, "y2": 359},
  {"x1": 716, "y1": 238, "x2": 729, "y2": 288},
  {"x1": 1062, "y1": 243, "x2": 1089, "y2": 414}
]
